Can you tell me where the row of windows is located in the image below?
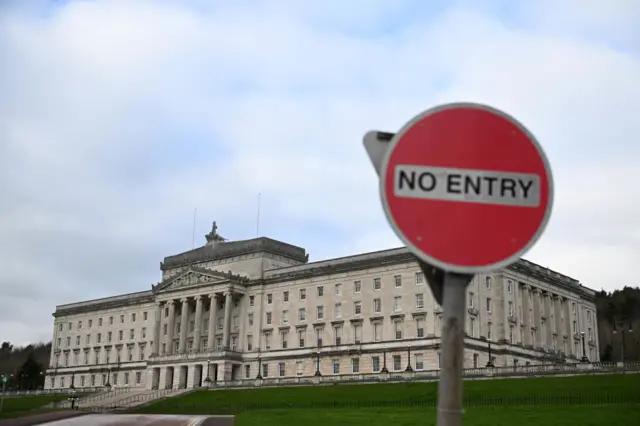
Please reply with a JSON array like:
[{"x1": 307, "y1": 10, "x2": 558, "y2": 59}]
[
  {"x1": 54, "y1": 343, "x2": 148, "y2": 367},
  {"x1": 503, "y1": 280, "x2": 593, "y2": 324},
  {"x1": 56, "y1": 327, "x2": 149, "y2": 349},
  {"x1": 50, "y1": 370, "x2": 142, "y2": 389},
  {"x1": 253, "y1": 317, "x2": 428, "y2": 351},
  {"x1": 248, "y1": 273, "x2": 427, "y2": 307},
  {"x1": 262, "y1": 294, "x2": 427, "y2": 325},
  {"x1": 57, "y1": 312, "x2": 149, "y2": 333}
]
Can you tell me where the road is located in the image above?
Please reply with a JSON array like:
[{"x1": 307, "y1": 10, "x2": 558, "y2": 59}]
[{"x1": 41, "y1": 414, "x2": 234, "y2": 426}]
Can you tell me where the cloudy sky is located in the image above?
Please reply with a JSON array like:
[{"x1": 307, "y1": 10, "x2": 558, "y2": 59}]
[{"x1": 1, "y1": 0, "x2": 639, "y2": 346}]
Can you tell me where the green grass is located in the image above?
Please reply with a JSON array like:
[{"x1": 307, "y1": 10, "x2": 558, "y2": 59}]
[
  {"x1": 0, "y1": 395, "x2": 68, "y2": 419},
  {"x1": 235, "y1": 405, "x2": 640, "y2": 426},
  {"x1": 133, "y1": 374, "x2": 639, "y2": 415}
]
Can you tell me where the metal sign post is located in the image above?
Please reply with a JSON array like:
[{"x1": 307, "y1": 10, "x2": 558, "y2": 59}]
[
  {"x1": 363, "y1": 102, "x2": 553, "y2": 426},
  {"x1": 0, "y1": 375, "x2": 7, "y2": 414}
]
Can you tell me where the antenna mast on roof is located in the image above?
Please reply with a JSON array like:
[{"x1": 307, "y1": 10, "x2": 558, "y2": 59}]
[
  {"x1": 256, "y1": 193, "x2": 261, "y2": 238},
  {"x1": 191, "y1": 208, "x2": 197, "y2": 250}
]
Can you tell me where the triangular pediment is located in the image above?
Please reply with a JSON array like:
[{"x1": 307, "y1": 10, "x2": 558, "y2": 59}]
[{"x1": 153, "y1": 266, "x2": 232, "y2": 293}]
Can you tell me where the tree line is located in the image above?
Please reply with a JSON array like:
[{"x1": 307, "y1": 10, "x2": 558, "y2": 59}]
[{"x1": 0, "y1": 287, "x2": 638, "y2": 390}]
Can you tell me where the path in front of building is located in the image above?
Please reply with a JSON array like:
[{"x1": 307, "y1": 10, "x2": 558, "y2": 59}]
[
  {"x1": 0, "y1": 411, "x2": 86, "y2": 426},
  {"x1": 14, "y1": 414, "x2": 234, "y2": 426}
]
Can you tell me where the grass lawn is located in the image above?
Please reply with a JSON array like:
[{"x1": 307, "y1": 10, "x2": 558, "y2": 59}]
[
  {"x1": 235, "y1": 405, "x2": 640, "y2": 426},
  {"x1": 133, "y1": 374, "x2": 639, "y2": 415},
  {"x1": 0, "y1": 395, "x2": 68, "y2": 419}
]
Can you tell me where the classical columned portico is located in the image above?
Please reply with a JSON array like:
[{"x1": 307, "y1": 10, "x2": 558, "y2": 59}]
[{"x1": 152, "y1": 290, "x2": 241, "y2": 358}]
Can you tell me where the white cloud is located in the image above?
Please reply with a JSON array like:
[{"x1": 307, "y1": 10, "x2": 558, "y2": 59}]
[{"x1": 0, "y1": 0, "x2": 638, "y2": 345}]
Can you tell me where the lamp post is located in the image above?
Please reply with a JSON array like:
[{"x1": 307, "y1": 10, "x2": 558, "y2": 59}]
[
  {"x1": 486, "y1": 338, "x2": 494, "y2": 367},
  {"x1": 314, "y1": 350, "x2": 322, "y2": 376},
  {"x1": 405, "y1": 344, "x2": 413, "y2": 372},
  {"x1": 203, "y1": 359, "x2": 211, "y2": 387},
  {"x1": 380, "y1": 345, "x2": 388, "y2": 373},
  {"x1": 256, "y1": 355, "x2": 263, "y2": 379},
  {"x1": 580, "y1": 331, "x2": 589, "y2": 363},
  {"x1": 612, "y1": 323, "x2": 633, "y2": 364},
  {"x1": 105, "y1": 366, "x2": 111, "y2": 388}
]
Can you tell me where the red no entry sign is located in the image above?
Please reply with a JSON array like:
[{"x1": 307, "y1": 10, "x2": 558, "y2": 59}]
[{"x1": 380, "y1": 103, "x2": 554, "y2": 274}]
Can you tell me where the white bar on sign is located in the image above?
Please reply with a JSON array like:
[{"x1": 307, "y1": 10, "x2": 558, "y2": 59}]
[{"x1": 393, "y1": 165, "x2": 541, "y2": 207}]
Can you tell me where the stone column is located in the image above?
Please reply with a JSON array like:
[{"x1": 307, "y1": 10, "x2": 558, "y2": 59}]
[
  {"x1": 563, "y1": 298, "x2": 573, "y2": 356},
  {"x1": 152, "y1": 302, "x2": 162, "y2": 355},
  {"x1": 178, "y1": 298, "x2": 190, "y2": 354},
  {"x1": 521, "y1": 284, "x2": 530, "y2": 346},
  {"x1": 193, "y1": 296, "x2": 204, "y2": 352},
  {"x1": 166, "y1": 300, "x2": 176, "y2": 355},
  {"x1": 207, "y1": 294, "x2": 218, "y2": 351},
  {"x1": 222, "y1": 291, "x2": 233, "y2": 349},
  {"x1": 543, "y1": 292, "x2": 552, "y2": 348},
  {"x1": 532, "y1": 288, "x2": 541, "y2": 347}
]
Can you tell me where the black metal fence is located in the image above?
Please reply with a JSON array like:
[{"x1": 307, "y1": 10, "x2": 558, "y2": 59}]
[{"x1": 109, "y1": 394, "x2": 640, "y2": 415}]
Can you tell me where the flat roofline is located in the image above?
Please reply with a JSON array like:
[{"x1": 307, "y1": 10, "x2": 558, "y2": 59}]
[
  {"x1": 55, "y1": 290, "x2": 153, "y2": 311},
  {"x1": 267, "y1": 246, "x2": 582, "y2": 284}
]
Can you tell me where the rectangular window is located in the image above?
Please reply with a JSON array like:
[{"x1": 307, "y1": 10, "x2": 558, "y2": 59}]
[
  {"x1": 394, "y1": 321, "x2": 403, "y2": 340},
  {"x1": 416, "y1": 318, "x2": 425, "y2": 338},
  {"x1": 335, "y1": 284, "x2": 342, "y2": 296},
  {"x1": 415, "y1": 354, "x2": 424, "y2": 370},
  {"x1": 373, "y1": 298, "x2": 381, "y2": 313},
  {"x1": 486, "y1": 298, "x2": 492, "y2": 313},
  {"x1": 416, "y1": 294, "x2": 424, "y2": 309},
  {"x1": 317, "y1": 286, "x2": 324, "y2": 297},
  {"x1": 300, "y1": 289, "x2": 306, "y2": 300},
  {"x1": 374, "y1": 323, "x2": 382, "y2": 341},
  {"x1": 332, "y1": 359, "x2": 340, "y2": 375},
  {"x1": 267, "y1": 294, "x2": 273, "y2": 304},
  {"x1": 282, "y1": 310, "x2": 289, "y2": 324},
  {"x1": 317, "y1": 306, "x2": 324, "y2": 320},
  {"x1": 372, "y1": 356, "x2": 381, "y2": 372},
  {"x1": 374, "y1": 278, "x2": 382, "y2": 291},
  {"x1": 354, "y1": 301, "x2": 362, "y2": 315},
  {"x1": 354, "y1": 281, "x2": 361, "y2": 293},
  {"x1": 393, "y1": 355, "x2": 401, "y2": 371},
  {"x1": 283, "y1": 291, "x2": 289, "y2": 302},
  {"x1": 394, "y1": 296, "x2": 402, "y2": 312},
  {"x1": 415, "y1": 272, "x2": 425, "y2": 285},
  {"x1": 352, "y1": 358, "x2": 360, "y2": 373},
  {"x1": 353, "y1": 324, "x2": 362, "y2": 343},
  {"x1": 394, "y1": 275, "x2": 402, "y2": 288},
  {"x1": 334, "y1": 303, "x2": 342, "y2": 318},
  {"x1": 298, "y1": 308, "x2": 306, "y2": 322}
]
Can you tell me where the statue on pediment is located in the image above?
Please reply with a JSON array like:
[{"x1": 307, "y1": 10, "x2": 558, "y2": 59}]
[{"x1": 205, "y1": 220, "x2": 227, "y2": 245}]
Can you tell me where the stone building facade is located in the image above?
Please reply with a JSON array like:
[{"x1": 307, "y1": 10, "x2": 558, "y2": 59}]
[{"x1": 44, "y1": 223, "x2": 599, "y2": 390}]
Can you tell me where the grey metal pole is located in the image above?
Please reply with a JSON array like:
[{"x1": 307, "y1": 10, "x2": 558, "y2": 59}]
[
  {"x1": 0, "y1": 380, "x2": 5, "y2": 414},
  {"x1": 436, "y1": 272, "x2": 470, "y2": 426}
]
